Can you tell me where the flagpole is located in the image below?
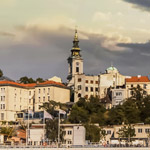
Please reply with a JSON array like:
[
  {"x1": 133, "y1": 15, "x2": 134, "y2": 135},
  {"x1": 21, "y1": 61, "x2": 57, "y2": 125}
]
[
  {"x1": 58, "y1": 110, "x2": 60, "y2": 148},
  {"x1": 43, "y1": 111, "x2": 45, "y2": 143}
]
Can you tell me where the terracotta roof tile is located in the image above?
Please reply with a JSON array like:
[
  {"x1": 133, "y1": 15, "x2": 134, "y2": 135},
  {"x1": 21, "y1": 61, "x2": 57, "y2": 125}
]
[
  {"x1": 0, "y1": 80, "x2": 66, "y2": 88},
  {"x1": 126, "y1": 76, "x2": 150, "y2": 82},
  {"x1": 37, "y1": 80, "x2": 65, "y2": 87},
  {"x1": 0, "y1": 81, "x2": 36, "y2": 88}
]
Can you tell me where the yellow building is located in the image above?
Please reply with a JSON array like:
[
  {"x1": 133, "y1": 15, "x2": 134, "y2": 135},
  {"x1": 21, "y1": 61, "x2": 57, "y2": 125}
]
[{"x1": 0, "y1": 80, "x2": 70, "y2": 122}]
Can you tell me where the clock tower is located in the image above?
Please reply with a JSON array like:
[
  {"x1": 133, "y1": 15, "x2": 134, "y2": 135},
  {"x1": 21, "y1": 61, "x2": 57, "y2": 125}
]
[{"x1": 67, "y1": 29, "x2": 83, "y2": 83}]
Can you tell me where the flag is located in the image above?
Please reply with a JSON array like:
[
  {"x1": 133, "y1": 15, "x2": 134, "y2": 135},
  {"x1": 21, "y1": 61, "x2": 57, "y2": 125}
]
[
  {"x1": 43, "y1": 110, "x2": 53, "y2": 119},
  {"x1": 28, "y1": 109, "x2": 34, "y2": 118},
  {"x1": 59, "y1": 109, "x2": 66, "y2": 115}
]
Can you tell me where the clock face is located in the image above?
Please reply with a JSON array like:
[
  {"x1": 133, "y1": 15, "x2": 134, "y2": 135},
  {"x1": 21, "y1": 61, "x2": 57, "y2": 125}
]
[{"x1": 76, "y1": 62, "x2": 79, "y2": 66}]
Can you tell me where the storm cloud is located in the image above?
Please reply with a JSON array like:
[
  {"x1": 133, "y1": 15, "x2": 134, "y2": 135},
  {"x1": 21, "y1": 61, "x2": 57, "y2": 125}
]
[
  {"x1": 0, "y1": 25, "x2": 150, "y2": 82},
  {"x1": 123, "y1": 0, "x2": 150, "y2": 12}
]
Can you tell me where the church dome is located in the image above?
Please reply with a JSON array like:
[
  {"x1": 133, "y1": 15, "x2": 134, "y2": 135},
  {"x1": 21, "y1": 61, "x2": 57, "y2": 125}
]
[
  {"x1": 107, "y1": 66, "x2": 118, "y2": 71},
  {"x1": 106, "y1": 66, "x2": 118, "y2": 73}
]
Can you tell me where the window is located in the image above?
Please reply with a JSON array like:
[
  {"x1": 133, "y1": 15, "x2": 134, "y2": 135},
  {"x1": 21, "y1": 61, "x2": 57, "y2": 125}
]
[
  {"x1": 85, "y1": 87, "x2": 88, "y2": 92},
  {"x1": 90, "y1": 80, "x2": 93, "y2": 84},
  {"x1": 131, "y1": 84, "x2": 133, "y2": 88},
  {"x1": 78, "y1": 93, "x2": 81, "y2": 98},
  {"x1": 68, "y1": 131, "x2": 72, "y2": 135},
  {"x1": 48, "y1": 88, "x2": 50, "y2": 95},
  {"x1": 95, "y1": 81, "x2": 98, "y2": 84},
  {"x1": 1, "y1": 113, "x2": 4, "y2": 120},
  {"x1": 43, "y1": 97, "x2": 45, "y2": 102},
  {"x1": 145, "y1": 129, "x2": 150, "y2": 133},
  {"x1": 143, "y1": 91, "x2": 147, "y2": 95},
  {"x1": 1, "y1": 88, "x2": 5, "y2": 93},
  {"x1": 39, "y1": 97, "x2": 40, "y2": 102},
  {"x1": 78, "y1": 78, "x2": 81, "y2": 82},
  {"x1": 43, "y1": 88, "x2": 45, "y2": 93},
  {"x1": 48, "y1": 96, "x2": 50, "y2": 101},
  {"x1": 29, "y1": 91, "x2": 31, "y2": 96},
  {"x1": 95, "y1": 88, "x2": 98, "y2": 92},
  {"x1": 91, "y1": 87, "x2": 93, "y2": 92},
  {"x1": 39, "y1": 89, "x2": 41, "y2": 94},
  {"x1": 76, "y1": 67, "x2": 79, "y2": 73},
  {"x1": 107, "y1": 130, "x2": 111, "y2": 134},
  {"x1": 78, "y1": 85, "x2": 82, "y2": 90},
  {"x1": 29, "y1": 99, "x2": 31, "y2": 103},
  {"x1": 1, "y1": 96, "x2": 5, "y2": 101},
  {"x1": 138, "y1": 128, "x2": 142, "y2": 133},
  {"x1": 68, "y1": 141, "x2": 72, "y2": 144},
  {"x1": 143, "y1": 84, "x2": 147, "y2": 89},
  {"x1": 86, "y1": 80, "x2": 88, "y2": 83},
  {"x1": 116, "y1": 92, "x2": 122, "y2": 96}
]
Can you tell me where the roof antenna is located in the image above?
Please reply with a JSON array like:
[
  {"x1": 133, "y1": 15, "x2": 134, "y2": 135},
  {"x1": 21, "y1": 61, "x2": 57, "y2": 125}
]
[{"x1": 111, "y1": 61, "x2": 113, "y2": 67}]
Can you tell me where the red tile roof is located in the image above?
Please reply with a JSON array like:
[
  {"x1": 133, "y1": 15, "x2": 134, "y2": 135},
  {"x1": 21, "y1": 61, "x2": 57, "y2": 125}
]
[
  {"x1": 0, "y1": 81, "x2": 36, "y2": 88},
  {"x1": 0, "y1": 80, "x2": 66, "y2": 88},
  {"x1": 16, "y1": 129, "x2": 26, "y2": 139},
  {"x1": 37, "y1": 80, "x2": 65, "y2": 87},
  {"x1": 126, "y1": 76, "x2": 150, "y2": 82}
]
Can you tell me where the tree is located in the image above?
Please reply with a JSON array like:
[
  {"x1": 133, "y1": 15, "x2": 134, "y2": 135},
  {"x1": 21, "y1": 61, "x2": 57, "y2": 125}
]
[
  {"x1": 108, "y1": 105, "x2": 125, "y2": 125},
  {"x1": 0, "y1": 127, "x2": 15, "y2": 137},
  {"x1": 36, "y1": 78, "x2": 44, "y2": 83},
  {"x1": 68, "y1": 96, "x2": 106, "y2": 125},
  {"x1": 85, "y1": 124, "x2": 101, "y2": 143},
  {"x1": 0, "y1": 69, "x2": 3, "y2": 77},
  {"x1": 19, "y1": 76, "x2": 36, "y2": 84},
  {"x1": 117, "y1": 124, "x2": 136, "y2": 145},
  {"x1": 46, "y1": 119, "x2": 58, "y2": 142}
]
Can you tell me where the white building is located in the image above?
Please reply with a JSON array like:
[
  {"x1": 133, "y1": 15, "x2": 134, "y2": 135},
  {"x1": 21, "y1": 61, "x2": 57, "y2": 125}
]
[
  {"x1": 61, "y1": 124, "x2": 86, "y2": 147},
  {"x1": 27, "y1": 124, "x2": 46, "y2": 146}
]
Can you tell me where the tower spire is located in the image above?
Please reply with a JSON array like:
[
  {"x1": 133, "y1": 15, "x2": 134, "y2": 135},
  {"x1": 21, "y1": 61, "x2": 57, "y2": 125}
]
[
  {"x1": 71, "y1": 27, "x2": 81, "y2": 57},
  {"x1": 74, "y1": 26, "x2": 78, "y2": 42}
]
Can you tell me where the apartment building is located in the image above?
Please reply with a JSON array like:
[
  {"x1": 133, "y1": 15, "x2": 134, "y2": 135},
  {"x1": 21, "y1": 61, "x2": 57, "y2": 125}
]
[
  {"x1": 0, "y1": 80, "x2": 70, "y2": 122},
  {"x1": 126, "y1": 76, "x2": 150, "y2": 97},
  {"x1": 0, "y1": 81, "x2": 35, "y2": 122},
  {"x1": 34, "y1": 80, "x2": 70, "y2": 111}
]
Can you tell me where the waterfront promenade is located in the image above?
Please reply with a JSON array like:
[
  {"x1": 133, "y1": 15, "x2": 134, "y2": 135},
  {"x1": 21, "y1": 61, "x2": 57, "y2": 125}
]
[{"x1": 0, "y1": 147, "x2": 150, "y2": 150}]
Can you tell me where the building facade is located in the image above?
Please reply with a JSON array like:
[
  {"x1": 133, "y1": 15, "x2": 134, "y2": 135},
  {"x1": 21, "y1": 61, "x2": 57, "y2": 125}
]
[
  {"x1": 61, "y1": 124, "x2": 86, "y2": 147},
  {"x1": 0, "y1": 80, "x2": 70, "y2": 123},
  {"x1": 67, "y1": 30, "x2": 126, "y2": 103}
]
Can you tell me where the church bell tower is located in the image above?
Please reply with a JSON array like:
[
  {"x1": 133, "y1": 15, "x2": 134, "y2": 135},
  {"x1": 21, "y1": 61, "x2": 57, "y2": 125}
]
[{"x1": 67, "y1": 29, "x2": 83, "y2": 82}]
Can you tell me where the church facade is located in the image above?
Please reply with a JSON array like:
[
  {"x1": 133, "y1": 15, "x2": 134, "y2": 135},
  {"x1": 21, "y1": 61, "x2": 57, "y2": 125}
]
[{"x1": 67, "y1": 30, "x2": 126, "y2": 104}]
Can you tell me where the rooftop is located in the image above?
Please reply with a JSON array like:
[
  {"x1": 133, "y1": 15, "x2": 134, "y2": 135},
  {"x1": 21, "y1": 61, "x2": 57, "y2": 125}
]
[
  {"x1": 125, "y1": 76, "x2": 150, "y2": 82},
  {"x1": 0, "y1": 80, "x2": 67, "y2": 88}
]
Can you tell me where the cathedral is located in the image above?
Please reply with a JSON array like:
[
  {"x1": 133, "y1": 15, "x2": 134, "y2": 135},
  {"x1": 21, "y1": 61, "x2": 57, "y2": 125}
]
[{"x1": 67, "y1": 29, "x2": 126, "y2": 106}]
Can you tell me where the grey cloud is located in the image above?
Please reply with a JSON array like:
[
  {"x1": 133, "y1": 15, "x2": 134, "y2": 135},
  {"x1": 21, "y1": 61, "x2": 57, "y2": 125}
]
[
  {"x1": 0, "y1": 31, "x2": 15, "y2": 37},
  {"x1": 123, "y1": 0, "x2": 150, "y2": 12},
  {"x1": 0, "y1": 25, "x2": 150, "y2": 82}
]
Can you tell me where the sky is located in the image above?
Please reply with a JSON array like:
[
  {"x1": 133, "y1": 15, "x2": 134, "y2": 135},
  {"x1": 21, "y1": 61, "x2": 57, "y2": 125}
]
[{"x1": 1, "y1": 0, "x2": 150, "y2": 82}]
